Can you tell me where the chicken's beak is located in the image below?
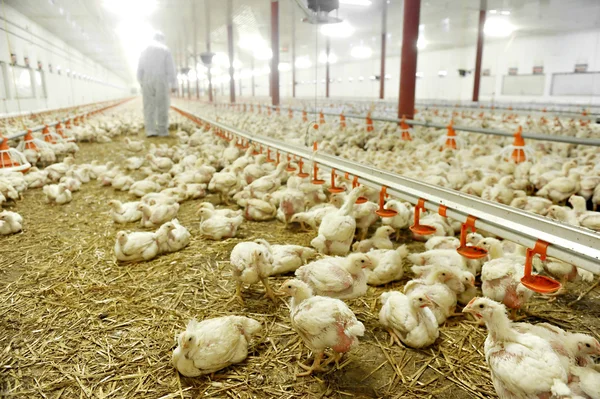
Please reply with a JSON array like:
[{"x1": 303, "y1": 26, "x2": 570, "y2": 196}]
[
  {"x1": 421, "y1": 294, "x2": 434, "y2": 308},
  {"x1": 468, "y1": 276, "x2": 476, "y2": 287}
]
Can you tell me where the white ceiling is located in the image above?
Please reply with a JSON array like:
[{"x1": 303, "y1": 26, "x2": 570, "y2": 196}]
[{"x1": 6, "y1": 0, "x2": 600, "y2": 85}]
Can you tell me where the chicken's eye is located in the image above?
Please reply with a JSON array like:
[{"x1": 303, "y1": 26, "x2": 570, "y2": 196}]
[
  {"x1": 418, "y1": 298, "x2": 423, "y2": 301},
  {"x1": 479, "y1": 304, "x2": 484, "y2": 309},
  {"x1": 585, "y1": 343, "x2": 591, "y2": 348},
  {"x1": 188, "y1": 337, "x2": 192, "y2": 342},
  {"x1": 441, "y1": 273, "x2": 446, "y2": 276},
  {"x1": 287, "y1": 285, "x2": 292, "y2": 289},
  {"x1": 361, "y1": 259, "x2": 365, "y2": 263}
]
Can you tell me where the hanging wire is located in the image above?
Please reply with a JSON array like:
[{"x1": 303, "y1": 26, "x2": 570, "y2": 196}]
[{"x1": 304, "y1": 4, "x2": 320, "y2": 147}]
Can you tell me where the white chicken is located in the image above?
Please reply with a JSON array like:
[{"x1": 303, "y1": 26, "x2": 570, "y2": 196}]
[
  {"x1": 403, "y1": 266, "x2": 464, "y2": 325},
  {"x1": 379, "y1": 290, "x2": 438, "y2": 348},
  {"x1": 289, "y1": 204, "x2": 337, "y2": 230},
  {"x1": 114, "y1": 222, "x2": 174, "y2": 262},
  {"x1": 146, "y1": 153, "x2": 174, "y2": 172},
  {"x1": 124, "y1": 137, "x2": 145, "y2": 152},
  {"x1": 280, "y1": 279, "x2": 365, "y2": 376},
  {"x1": 208, "y1": 166, "x2": 244, "y2": 204},
  {"x1": 481, "y1": 255, "x2": 533, "y2": 320},
  {"x1": 267, "y1": 244, "x2": 318, "y2": 275},
  {"x1": 364, "y1": 245, "x2": 409, "y2": 286},
  {"x1": 295, "y1": 253, "x2": 373, "y2": 299},
  {"x1": 381, "y1": 200, "x2": 412, "y2": 238},
  {"x1": 462, "y1": 297, "x2": 573, "y2": 399},
  {"x1": 108, "y1": 200, "x2": 143, "y2": 223},
  {"x1": 311, "y1": 186, "x2": 365, "y2": 255},
  {"x1": 43, "y1": 183, "x2": 72, "y2": 205},
  {"x1": 59, "y1": 176, "x2": 82, "y2": 192},
  {"x1": 244, "y1": 161, "x2": 288, "y2": 197},
  {"x1": 158, "y1": 219, "x2": 190, "y2": 253},
  {"x1": 198, "y1": 208, "x2": 244, "y2": 240},
  {"x1": 129, "y1": 179, "x2": 161, "y2": 197},
  {"x1": 569, "y1": 195, "x2": 600, "y2": 231},
  {"x1": 125, "y1": 156, "x2": 145, "y2": 170},
  {"x1": 138, "y1": 202, "x2": 179, "y2": 228},
  {"x1": 424, "y1": 236, "x2": 460, "y2": 250},
  {"x1": 352, "y1": 225, "x2": 395, "y2": 253},
  {"x1": 172, "y1": 316, "x2": 262, "y2": 377},
  {"x1": 230, "y1": 240, "x2": 275, "y2": 303},
  {"x1": 276, "y1": 189, "x2": 305, "y2": 226},
  {"x1": 243, "y1": 195, "x2": 277, "y2": 221},
  {"x1": 197, "y1": 202, "x2": 242, "y2": 218},
  {"x1": 0, "y1": 211, "x2": 23, "y2": 235}
]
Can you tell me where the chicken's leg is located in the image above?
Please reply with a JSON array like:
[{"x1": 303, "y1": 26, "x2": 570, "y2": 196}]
[
  {"x1": 386, "y1": 328, "x2": 404, "y2": 347},
  {"x1": 261, "y1": 278, "x2": 276, "y2": 302},
  {"x1": 322, "y1": 351, "x2": 343, "y2": 369},
  {"x1": 509, "y1": 308, "x2": 527, "y2": 321},
  {"x1": 297, "y1": 351, "x2": 324, "y2": 376},
  {"x1": 235, "y1": 281, "x2": 245, "y2": 306}
]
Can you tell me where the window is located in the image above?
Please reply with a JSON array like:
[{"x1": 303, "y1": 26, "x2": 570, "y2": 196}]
[
  {"x1": 0, "y1": 64, "x2": 6, "y2": 99},
  {"x1": 34, "y1": 70, "x2": 47, "y2": 98},
  {"x1": 8, "y1": 65, "x2": 35, "y2": 99}
]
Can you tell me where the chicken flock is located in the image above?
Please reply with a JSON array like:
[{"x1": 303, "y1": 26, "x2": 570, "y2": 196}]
[{"x1": 1, "y1": 101, "x2": 599, "y2": 399}]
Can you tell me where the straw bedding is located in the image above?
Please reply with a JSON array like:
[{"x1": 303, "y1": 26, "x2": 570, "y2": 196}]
[{"x1": 1, "y1": 127, "x2": 599, "y2": 399}]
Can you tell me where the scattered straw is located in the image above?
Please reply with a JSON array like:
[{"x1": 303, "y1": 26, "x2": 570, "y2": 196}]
[{"x1": 1, "y1": 119, "x2": 599, "y2": 398}]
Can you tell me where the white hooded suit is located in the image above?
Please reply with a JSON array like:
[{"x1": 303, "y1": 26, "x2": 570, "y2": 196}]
[{"x1": 137, "y1": 37, "x2": 177, "y2": 137}]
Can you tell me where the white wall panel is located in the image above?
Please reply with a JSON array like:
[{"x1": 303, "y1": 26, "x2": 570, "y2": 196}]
[{"x1": 0, "y1": 5, "x2": 129, "y2": 114}]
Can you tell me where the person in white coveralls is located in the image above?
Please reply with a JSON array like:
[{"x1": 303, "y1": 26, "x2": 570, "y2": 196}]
[{"x1": 137, "y1": 31, "x2": 177, "y2": 137}]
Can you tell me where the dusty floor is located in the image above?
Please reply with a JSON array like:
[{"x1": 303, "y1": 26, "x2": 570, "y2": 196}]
[{"x1": 1, "y1": 117, "x2": 599, "y2": 399}]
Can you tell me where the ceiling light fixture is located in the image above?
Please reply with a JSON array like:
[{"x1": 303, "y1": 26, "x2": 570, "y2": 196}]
[
  {"x1": 484, "y1": 16, "x2": 515, "y2": 37},
  {"x1": 350, "y1": 45, "x2": 372, "y2": 59},
  {"x1": 318, "y1": 52, "x2": 338, "y2": 64},
  {"x1": 417, "y1": 37, "x2": 427, "y2": 50},
  {"x1": 320, "y1": 20, "x2": 355, "y2": 38},
  {"x1": 278, "y1": 62, "x2": 291, "y2": 72},
  {"x1": 295, "y1": 56, "x2": 312, "y2": 69}
]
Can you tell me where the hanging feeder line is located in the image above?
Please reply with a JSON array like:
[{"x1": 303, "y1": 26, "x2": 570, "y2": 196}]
[
  {"x1": 171, "y1": 103, "x2": 600, "y2": 277},
  {"x1": 5, "y1": 97, "x2": 134, "y2": 141},
  {"x1": 198, "y1": 100, "x2": 600, "y2": 147},
  {"x1": 0, "y1": 97, "x2": 126, "y2": 123},
  {"x1": 283, "y1": 97, "x2": 600, "y2": 119}
]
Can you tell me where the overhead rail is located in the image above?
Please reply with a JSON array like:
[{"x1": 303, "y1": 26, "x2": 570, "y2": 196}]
[
  {"x1": 172, "y1": 103, "x2": 600, "y2": 276},
  {"x1": 5, "y1": 97, "x2": 134, "y2": 141},
  {"x1": 197, "y1": 100, "x2": 600, "y2": 147}
]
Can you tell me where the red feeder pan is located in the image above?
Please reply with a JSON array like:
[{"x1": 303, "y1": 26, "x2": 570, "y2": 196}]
[
  {"x1": 286, "y1": 155, "x2": 296, "y2": 172},
  {"x1": 456, "y1": 215, "x2": 488, "y2": 259},
  {"x1": 266, "y1": 148, "x2": 275, "y2": 163},
  {"x1": 297, "y1": 160, "x2": 309, "y2": 178},
  {"x1": 409, "y1": 198, "x2": 437, "y2": 235},
  {"x1": 328, "y1": 169, "x2": 345, "y2": 193},
  {"x1": 520, "y1": 240, "x2": 562, "y2": 294},
  {"x1": 352, "y1": 176, "x2": 368, "y2": 204},
  {"x1": 375, "y1": 186, "x2": 397, "y2": 217},
  {"x1": 311, "y1": 163, "x2": 325, "y2": 185}
]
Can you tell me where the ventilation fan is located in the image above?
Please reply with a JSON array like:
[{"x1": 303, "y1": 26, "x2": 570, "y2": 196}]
[{"x1": 294, "y1": 0, "x2": 343, "y2": 24}]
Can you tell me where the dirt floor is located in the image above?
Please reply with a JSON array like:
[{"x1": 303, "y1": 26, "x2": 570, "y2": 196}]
[{"x1": 1, "y1": 115, "x2": 599, "y2": 398}]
